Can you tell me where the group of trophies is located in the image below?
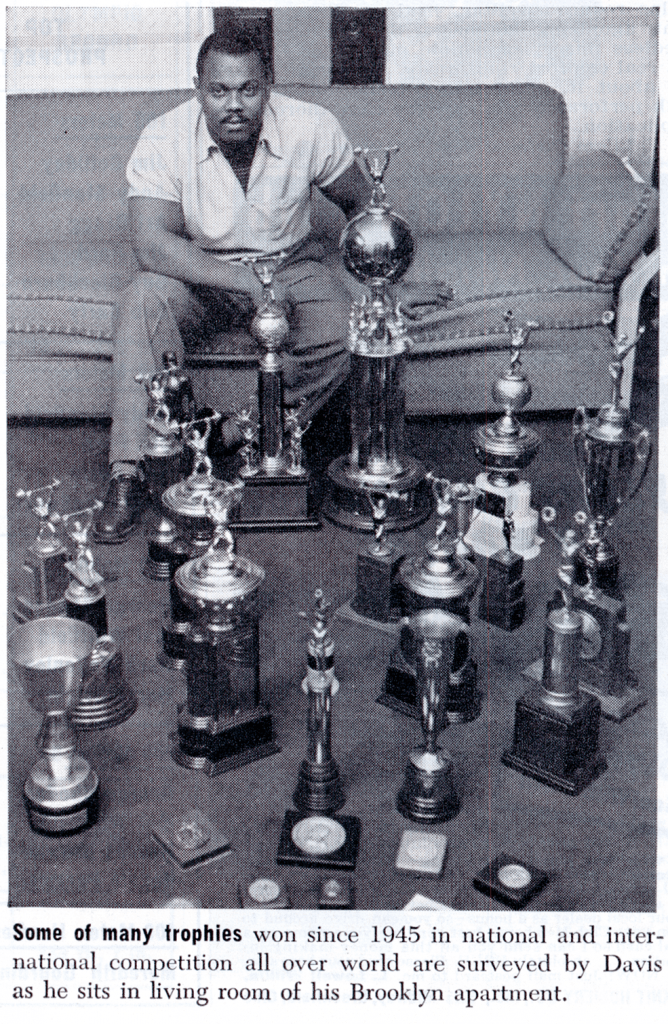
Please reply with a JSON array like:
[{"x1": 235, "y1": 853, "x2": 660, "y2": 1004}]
[{"x1": 9, "y1": 149, "x2": 651, "y2": 906}]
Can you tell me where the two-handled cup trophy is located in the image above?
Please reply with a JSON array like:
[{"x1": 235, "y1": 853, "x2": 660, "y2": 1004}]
[
  {"x1": 9, "y1": 616, "x2": 113, "y2": 833},
  {"x1": 572, "y1": 319, "x2": 651, "y2": 595},
  {"x1": 322, "y1": 147, "x2": 432, "y2": 532},
  {"x1": 60, "y1": 503, "x2": 136, "y2": 730},
  {"x1": 466, "y1": 312, "x2": 542, "y2": 558},
  {"x1": 502, "y1": 508, "x2": 607, "y2": 794},
  {"x1": 397, "y1": 609, "x2": 468, "y2": 822},
  {"x1": 232, "y1": 254, "x2": 319, "y2": 529},
  {"x1": 277, "y1": 590, "x2": 360, "y2": 871},
  {"x1": 14, "y1": 478, "x2": 69, "y2": 623}
]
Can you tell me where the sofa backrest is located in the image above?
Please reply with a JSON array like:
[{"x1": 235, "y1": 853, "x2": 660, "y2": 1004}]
[{"x1": 7, "y1": 83, "x2": 567, "y2": 246}]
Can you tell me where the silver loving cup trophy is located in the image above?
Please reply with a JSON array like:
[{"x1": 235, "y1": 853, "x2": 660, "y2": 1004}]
[
  {"x1": 9, "y1": 616, "x2": 112, "y2": 834},
  {"x1": 397, "y1": 609, "x2": 467, "y2": 822},
  {"x1": 572, "y1": 319, "x2": 652, "y2": 594},
  {"x1": 322, "y1": 146, "x2": 432, "y2": 532},
  {"x1": 15, "y1": 478, "x2": 69, "y2": 622}
]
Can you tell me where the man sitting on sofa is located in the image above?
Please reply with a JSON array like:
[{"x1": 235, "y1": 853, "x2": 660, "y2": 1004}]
[{"x1": 93, "y1": 23, "x2": 372, "y2": 543}]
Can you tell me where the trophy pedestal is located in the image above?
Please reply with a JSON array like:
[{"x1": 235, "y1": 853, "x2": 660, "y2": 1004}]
[
  {"x1": 173, "y1": 704, "x2": 280, "y2": 776},
  {"x1": 233, "y1": 471, "x2": 320, "y2": 531},
  {"x1": 277, "y1": 810, "x2": 361, "y2": 871},
  {"x1": 502, "y1": 684, "x2": 607, "y2": 795},
  {"x1": 478, "y1": 549, "x2": 526, "y2": 630},
  {"x1": 15, "y1": 547, "x2": 69, "y2": 623},
  {"x1": 380, "y1": 649, "x2": 480, "y2": 724},
  {"x1": 293, "y1": 757, "x2": 346, "y2": 816},
  {"x1": 322, "y1": 455, "x2": 432, "y2": 532},
  {"x1": 143, "y1": 450, "x2": 184, "y2": 579},
  {"x1": 24, "y1": 756, "x2": 99, "y2": 835},
  {"x1": 473, "y1": 855, "x2": 549, "y2": 909},
  {"x1": 465, "y1": 474, "x2": 541, "y2": 559},
  {"x1": 397, "y1": 748, "x2": 460, "y2": 823},
  {"x1": 574, "y1": 547, "x2": 620, "y2": 597},
  {"x1": 350, "y1": 543, "x2": 405, "y2": 624}
]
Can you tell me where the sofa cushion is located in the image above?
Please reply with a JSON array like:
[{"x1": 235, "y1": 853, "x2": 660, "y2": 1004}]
[{"x1": 543, "y1": 150, "x2": 658, "y2": 283}]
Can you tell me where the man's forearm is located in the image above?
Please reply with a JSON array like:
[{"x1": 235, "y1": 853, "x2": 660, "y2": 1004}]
[{"x1": 133, "y1": 229, "x2": 261, "y2": 298}]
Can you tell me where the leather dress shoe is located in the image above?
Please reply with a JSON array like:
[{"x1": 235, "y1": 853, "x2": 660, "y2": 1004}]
[{"x1": 93, "y1": 474, "x2": 147, "y2": 544}]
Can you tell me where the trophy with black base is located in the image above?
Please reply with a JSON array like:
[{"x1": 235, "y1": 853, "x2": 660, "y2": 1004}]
[
  {"x1": 278, "y1": 590, "x2": 360, "y2": 871},
  {"x1": 532, "y1": 509, "x2": 644, "y2": 722},
  {"x1": 62, "y1": 503, "x2": 137, "y2": 730},
  {"x1": 397, "y1": 609, "x2": 467, "y2": 823},
  {"x1": 466, "y1": 312, "x2": 542, "y2": 559},
  {"x1": 9, "y1": 617, "x2": 109, "y2": 834},
  {"x1": 478, "y1": 513, "x2": 527, "y2": 630},
  {"x1": 573, "y1": 322, "x2": 651, "y2": 595},
  {"x1": 136, "y1": 353, "x2": 194, "y2": 580},
  {"x1": 231, "y1": 255, "x2": 319, "y2": 531},
  {"x1": 172, "y1": 493, "x2": 280, "y2": 775},
  {"x1": 502, "y1": 509, "x2": 607, "y2": 794},
  {"x1": 15, "y1": 479, "x2": 69, "y2": 623},
  {"x1": 379, "y1": 477, "x2": 480, "y2": 723},
  {"x1": 322, "y1": 147, "x2": 432, "y2": 533}
]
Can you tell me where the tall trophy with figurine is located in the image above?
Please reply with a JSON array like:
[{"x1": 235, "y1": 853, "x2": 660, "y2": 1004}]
[{"x1": 14, "y1": 479, "x2": 69, "y2": 622}]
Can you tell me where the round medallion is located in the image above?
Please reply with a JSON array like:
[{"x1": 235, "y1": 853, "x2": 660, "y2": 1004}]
[
  {"x1": 497, "y1": 863, "x2": 532, "y2": 889},
  {"x1": 291, "y1": 816, "x2": 346, "y2": 855},
  {"x1": 406, "y1": 837, "x2": 438, "y2": 863},
  {"x1": 248, "y1": 879, "x2": 280, "y2": 903}
]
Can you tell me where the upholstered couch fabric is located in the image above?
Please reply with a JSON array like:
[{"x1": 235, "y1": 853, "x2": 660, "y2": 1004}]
[{"x1": 6, "y1": 84, "x2": 655, "y2": 417}]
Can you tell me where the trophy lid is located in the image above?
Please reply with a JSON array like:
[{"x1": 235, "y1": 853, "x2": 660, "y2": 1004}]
[
  {"x1": 398, "y1": 542, "x2": 479, "y2": 603},
  {"x1": 163, "y1": 475, "x2": 239, "y2": 520}
]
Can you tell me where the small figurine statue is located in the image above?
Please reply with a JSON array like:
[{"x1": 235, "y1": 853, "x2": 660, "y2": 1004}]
[
  {"x1": 541, "y1": 507, "x2": 581, "y2": 610},
  {"x1": 62, "y1": 502, "x2": 105, "y2": 590},
  {"x1": 233, "y1": 408, "x2": 259, "y2": 477},
  {"x1": 17, "y1": 478, "x2": 62, "y2": 550},
  {"x1": 183, "y1": 413, "x2": 221, "y2": 480},
  {"x1": 502, "y1": 511, "x2": 514, "y2": 553},
  {"x1": 284, "y1": 408, "x2": 312, "y2": 476}
]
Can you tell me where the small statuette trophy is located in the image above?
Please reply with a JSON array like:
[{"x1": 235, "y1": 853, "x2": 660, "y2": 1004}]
[
  {"x1": 277, "y1": 590, "x2": 361, "y2": 871},
  {"x1": 380, "y1": 476, "x2": 480, "y2": 722},
  {"x1": 346, "y1": 485, "x2": 407, "y2": 625},
  {"x1": 467, "y1": 312, "x2": 542, "y2": 558},
  {"x1": 233, "y1": 255, "x2": 319, "y2": 529},
  {"x1": 573, "y1": 320, "x2": 651, "y2": 595},
  {"x1": 450, "y1": 482, "x2": 480, "y2": 563},
  {"x1": 9, "y1": 616, "x2": 109, "y2": 834},
  {"x1": 502, "y1": 508, "x2": 607, "y2": 794},
  {"x1": 15, "y1": 478, "x2": 69, "y2": 622},
  {"x1": 172, "y1": 493, "x2": 280, "y2": 774},
  {"x1": 478, "y1": 512, "x2": 527, "y2": 630},
  {"x1": 136, "y1": 353, "x2": 193, "y2": 580},
  {"x1": 397, "y1": 609, "x2": 467, "y2": 822},
  {"x1": 322, "y1": 147, "x2": 432, "y2": 532},
  {"x1": 61, "y1": 503, "x2": 137, "y2": 730}
]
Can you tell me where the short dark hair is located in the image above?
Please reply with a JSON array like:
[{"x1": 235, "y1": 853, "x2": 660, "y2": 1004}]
[{"x1": 196, "y1": 26, "x2": 270, "y2": 80}]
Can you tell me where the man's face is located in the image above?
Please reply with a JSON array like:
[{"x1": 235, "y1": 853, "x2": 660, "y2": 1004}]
[{"x1": 195, "y1": 50, "x2": 268, "y2": 146}]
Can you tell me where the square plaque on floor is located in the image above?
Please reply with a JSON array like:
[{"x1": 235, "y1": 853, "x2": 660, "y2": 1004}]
[
  {"x1": 396, "y1": 830, "x2": 448, "y2": 876},
  {"x1": 152, "y1": 809, "x2": 232, "y2": 870},
  {"x1": 319, "y1": 875, "x2": 354, "y2": 908},
  {"x1": 473, "y1": 854, "x2": 549, "y2": 909},
  {"x1": 277, "y1": 810, "x2": 360, "y2": 871}
]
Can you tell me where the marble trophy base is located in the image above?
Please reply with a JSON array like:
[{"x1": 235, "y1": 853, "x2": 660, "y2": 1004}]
[
  {"x1": 277, "y1": 809, "x2": 361, "y2": 871},
  {"x1": 322, "y1": 455, "x2": 432, "y2": 532},
  {"x1": 293, "y1": 757, "x2": 346, "y2": 816},
  {"x1": 379, "y1": 647, "x2": 480, "y2": 724},
  {"x1": 71, "y1": 649, "x2": 137, "y2": 730},
  {"x1": 397, "y1": 748, "x2": 460, "y2": 823},
  {"x1": 465, "y1": 473, "x2": 541, "y2": 559},
  {"x1": 478, "y1": 548, "x2": 526, "y2": 630},
  {"x1": 15, "y1": 548, "x2": 69, "y2": 623},
  {"x1": 501, "y1": 684, "x2": 607, "y2": 795},
  {"x1": 24, "y1": 756, "x2": 100, "y2": 835},
  {"x1": 233, "y1": 471, "x2": 320, "y2": 531},
  {"x1": 172, "y1": 704, "x2": 280, "y2": 776}
]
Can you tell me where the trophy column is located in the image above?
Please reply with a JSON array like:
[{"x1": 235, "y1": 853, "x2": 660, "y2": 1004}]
[
  {"x1": 502, "y1": 511, "x2": 607, "y2": 794},
  {"x1": 322, "y1": 147, "x2": 432, "y2": 532},
  {"x1": 14, "y1": 479, "x2": 69, "y2": 622}
]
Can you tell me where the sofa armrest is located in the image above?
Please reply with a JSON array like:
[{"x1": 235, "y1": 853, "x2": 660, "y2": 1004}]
[{"x1": 616, "y1": 245, "x2": 659, "y2": 406}]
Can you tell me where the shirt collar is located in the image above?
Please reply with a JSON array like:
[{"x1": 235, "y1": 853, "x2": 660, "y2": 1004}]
[{"x1": 196, "y1": 92, "x2": 284, "y2": 163}]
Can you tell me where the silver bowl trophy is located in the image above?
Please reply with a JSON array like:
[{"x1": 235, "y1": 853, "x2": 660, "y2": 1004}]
[
  {"x1": 572, "y1": 321, "x2": 651, "y2": 595},
  {"x1": 502, "y1": 508, "x2": 607, "y2": 794},
  {"x1": 172, "y1": 492, "x2": 280, "y2": 775},
  {"x1": 9, "y1": 616, "x2": 111, "y2": 834},
  {"x1": 62, "y1": 503, "x2": 136, "y2": 730},
  {"x1": 322, "y1": 147, "x2": 432, "y2": 532},
  {"x1": 466, "y1": 312, "x2": 542, "y2": 558},
  {"x1": 136, "y1": 353, "x2": 194, "y2": 580},
  {"x1": 397, "y1": 609, "x2": 467, "y2": 822},
  {"x1": 277, "y1": 590, "x2": 360, "y2": 871},
  {"x1": 231, "y1": 254, "x2": 319, "y2": 530},
  {"x1": 380, "y1": 477, "x2": 480, "y2": 722},
  {"x1": 14, "y1": 479, "x2": 69, "y2": 622}
]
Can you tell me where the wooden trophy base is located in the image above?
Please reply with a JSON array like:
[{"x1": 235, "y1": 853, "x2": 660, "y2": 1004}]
[
  {"x1": 173, "y1": 705, "x2": 280, "y2": 776},
  {"x1": 233, "y1": 471, "x2": 320, "y2": 531},
  {"x1": 277, "y1": 810, "x2": 360, "y2": 871},
  {"x1": 502, "y1": 684, "x2": 607, "y2": 795}
]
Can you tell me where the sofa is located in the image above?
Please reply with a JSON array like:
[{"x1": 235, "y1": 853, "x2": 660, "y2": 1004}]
[{"x1": 7, "y1": 83, "x2": 658, "y2": 419}]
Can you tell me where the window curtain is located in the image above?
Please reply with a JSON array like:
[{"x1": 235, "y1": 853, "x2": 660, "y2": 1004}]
[
  {"x1": 6, "y1": 7, "x2": 214, "y2": 94},
  {"x1": 386, "y1": 7, "x2": 659, "y2": 182}
]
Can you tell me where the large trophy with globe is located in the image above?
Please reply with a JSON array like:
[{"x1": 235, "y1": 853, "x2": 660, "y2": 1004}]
[{"x1": 322, "y1": 147, "x2": 432, "y2": 532}]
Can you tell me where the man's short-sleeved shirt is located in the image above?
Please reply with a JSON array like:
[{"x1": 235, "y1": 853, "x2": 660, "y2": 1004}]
[{"x1": 126, "y1": 92, "x2": 354, "y2": 259}]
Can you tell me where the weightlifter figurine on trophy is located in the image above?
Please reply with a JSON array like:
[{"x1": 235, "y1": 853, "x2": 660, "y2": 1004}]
[{"x1": 15, "y1": 478, "x2": 69, "y2": 623}]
